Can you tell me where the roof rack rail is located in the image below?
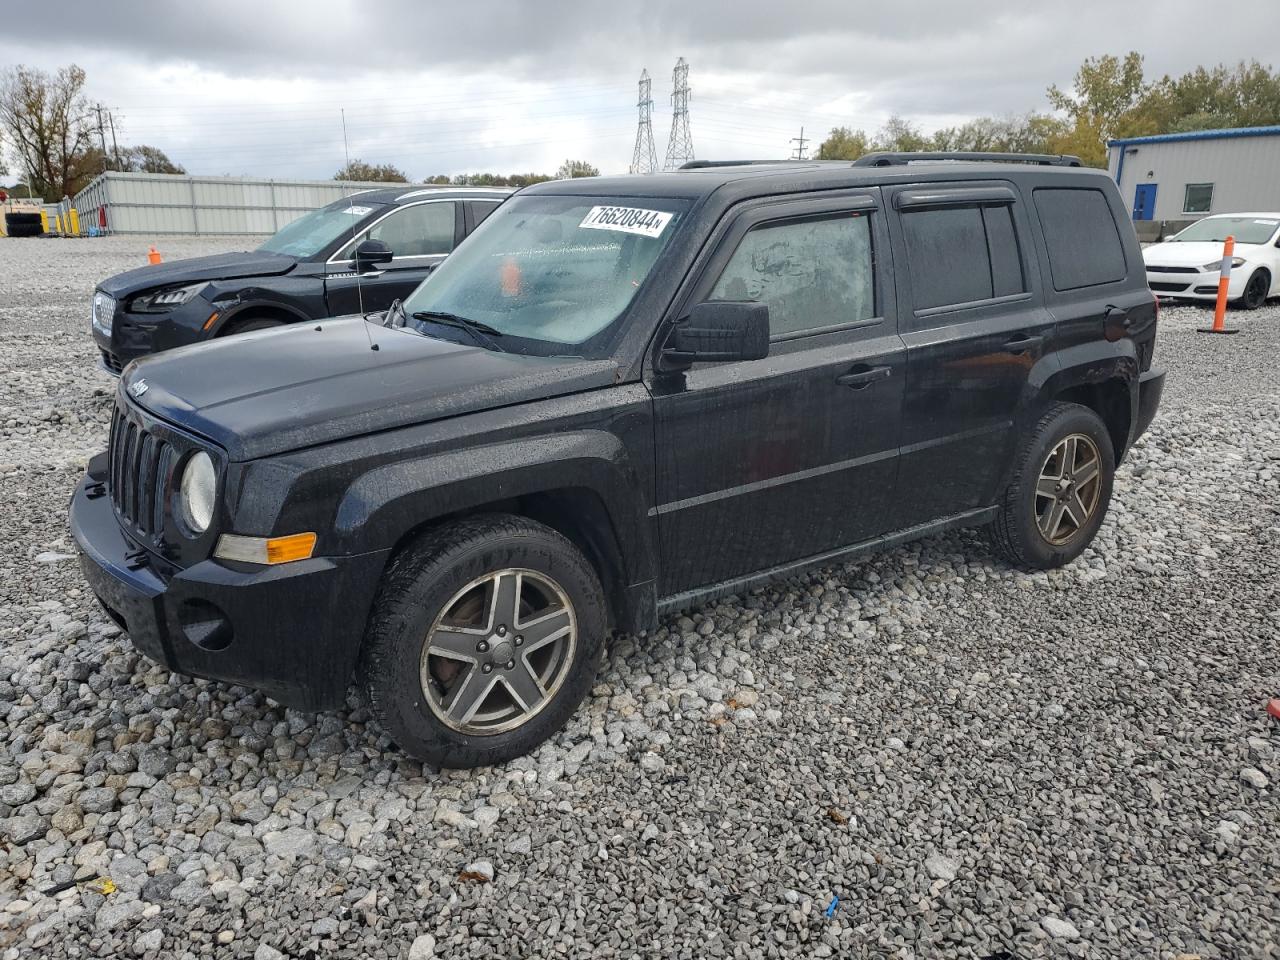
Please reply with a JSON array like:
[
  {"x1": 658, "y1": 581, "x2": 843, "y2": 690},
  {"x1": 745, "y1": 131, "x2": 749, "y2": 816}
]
[
  {"x1": 852, "y1": 151, "x2": 1083, "y2": 167},
  {"x1": 678, "y1": 160, "x2": 800, "y2": 170}
]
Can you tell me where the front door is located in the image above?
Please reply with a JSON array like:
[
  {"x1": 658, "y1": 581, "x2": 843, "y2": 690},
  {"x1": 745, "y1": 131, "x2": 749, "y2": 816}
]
[
  {"x1": 325, "y1": 200, "x2": 460, "y2": 315},
  {"x1": 1132, "y1": 183, "x2": 1157, "y2": 221},
  {"x1": 888, "y1": 182, "x2": 1057, "y2": 529},
  {"x1": 649, "y1": 191, "x2": 905, "y2": 597}
]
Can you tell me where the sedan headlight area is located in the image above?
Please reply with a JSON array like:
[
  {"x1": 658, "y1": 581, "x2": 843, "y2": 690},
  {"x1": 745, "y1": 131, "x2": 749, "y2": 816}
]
[
  {"x1": 130, "y1": 282, "x2": 206, "y2": 313},
  {"x1": 1201, "y1": 257, "x2": 1246, "y2": 272},
  {"x1": 179, "y1": 451, "x2": 217, "y2": 535},
  {"x1": 91, "y1": 291, "x2": 116, "y2": 335}
]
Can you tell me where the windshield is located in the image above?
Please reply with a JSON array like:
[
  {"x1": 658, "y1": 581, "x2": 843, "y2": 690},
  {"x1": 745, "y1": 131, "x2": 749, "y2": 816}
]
[
  {"x1": 1169, "y1": 216, "x2": 1280, "y2": 246},
  {"x1": 401, "y1": 194, "x2": 689, "y2": 355},
  {"x1": 257, "y1": 200, "x2": 384, "y2": 258}
]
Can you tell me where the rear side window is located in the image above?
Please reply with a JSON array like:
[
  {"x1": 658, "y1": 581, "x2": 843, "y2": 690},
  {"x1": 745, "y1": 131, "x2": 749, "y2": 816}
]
[
  {"x1": 709, "y1": 213, "x2": 875, "y2": 337},
  {"x1": 901, "y1": 203, "x2": 1026, "y2": 311},
  {"x1": 1034, "y1": 188, "x2": 1126, "y2": 290}
]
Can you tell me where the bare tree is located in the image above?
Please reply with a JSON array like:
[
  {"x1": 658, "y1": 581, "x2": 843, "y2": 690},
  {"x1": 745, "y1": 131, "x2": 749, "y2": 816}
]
[{"x1": 0, "y1": 64, "x2": 99, "y2": 201}]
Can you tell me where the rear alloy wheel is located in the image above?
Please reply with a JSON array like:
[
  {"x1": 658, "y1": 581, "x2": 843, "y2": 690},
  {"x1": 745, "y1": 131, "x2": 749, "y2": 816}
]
[
  {"x1": 361, "y1": 514, "x2": 608, "y2": 767},
  {"x1": 988, "y1": 402, "x2": 1115, "y2": 570},
  {"x1": 1239, "y1": 270, "x2": 1269, "y2": 311}
]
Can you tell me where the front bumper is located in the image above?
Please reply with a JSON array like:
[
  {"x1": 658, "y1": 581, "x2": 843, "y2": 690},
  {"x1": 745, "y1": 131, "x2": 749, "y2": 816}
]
[
  {"x1": 1134, "y1": 368, "x2": 1165, "y2": 443},
  {"x1": 92, "y1": 297, "x2": 216, "y2": 376},
  {"x1": 1145, "y1": 266, "x2": 1248, "y2": 301},
  {"x1": 70, "y1": 455, "x2": 389, "y2": 711}
]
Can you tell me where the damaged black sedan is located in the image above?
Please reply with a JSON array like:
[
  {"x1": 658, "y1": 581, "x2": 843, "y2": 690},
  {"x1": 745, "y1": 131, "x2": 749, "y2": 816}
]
[{"x1": 90, "y1": 186, "x2": 510, "y2": 372}]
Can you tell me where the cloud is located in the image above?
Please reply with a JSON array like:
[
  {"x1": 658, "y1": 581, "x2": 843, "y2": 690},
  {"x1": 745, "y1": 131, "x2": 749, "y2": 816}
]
[{"x1": 2, "y1": 0, "x2": 1277, "y2": 179}]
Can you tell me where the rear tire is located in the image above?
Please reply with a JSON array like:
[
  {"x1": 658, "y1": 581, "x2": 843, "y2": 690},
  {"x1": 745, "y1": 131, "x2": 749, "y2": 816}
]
[
  {"x1": 988, "y1": 402, "x2": 1115, "y2": 570},
  {"x1": 360, "y1": 514, "x2": 608, "y2": 768},
  {"x1": 6, "y1": 221, "x2": 42, "y2": 237}
]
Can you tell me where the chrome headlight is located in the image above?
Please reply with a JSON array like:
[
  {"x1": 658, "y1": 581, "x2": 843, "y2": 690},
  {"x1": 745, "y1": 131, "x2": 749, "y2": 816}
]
[
  {"x1": 130, "y1": 282, "x2": 206, "y2": 313},
  {"x1": 91, "y1": 291, "x2": 116, "y2": 335},
  {"x1": 1201, "y1": 257, "x2": 1246, "y2": 271},
  {"x1": 179, "y1": 451, "x2": 217, "y2": 535}
]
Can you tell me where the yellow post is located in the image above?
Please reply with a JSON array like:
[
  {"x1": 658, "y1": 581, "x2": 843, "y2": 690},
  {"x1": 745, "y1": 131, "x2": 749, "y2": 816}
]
[
  {"x1": 40, "y1": 210, "x2": 49, "y2": 234},
  {"x1": 69, "y1": 208, "x2": 81, "y2": 236}
]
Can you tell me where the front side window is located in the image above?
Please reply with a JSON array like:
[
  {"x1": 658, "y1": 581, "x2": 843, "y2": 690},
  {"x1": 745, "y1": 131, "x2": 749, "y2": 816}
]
[
  {"x1": 1183, "y1": 183, "x2": 1214, "y2": 215},
  {"x1": 337, "y1": 202, "x2": 456, "y2": 259},
  {"x1": 902, "y1": 203, "x2": 1027, "y2": 310},
  {"x1": 401, "y1": 195, "x2": 688, "y2": 355},
  {"x1": 258, "y1": 201, "x2": 386, "y2": 258},
  {"x1": 709, "y1": 213, "x2": 875, "y2": 336}
]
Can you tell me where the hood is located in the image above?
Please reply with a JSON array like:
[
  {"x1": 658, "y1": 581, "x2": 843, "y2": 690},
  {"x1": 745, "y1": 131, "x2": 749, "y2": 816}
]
[
  {"x1": 122, "y1": 317, "x2": 619, "y2": 460},
  {"x1": 1142, "y1": 240, "x2": 1262, "y2": 266},
  {"x1": 99, "y1": 250, "x2": 298, "y2": 298}
]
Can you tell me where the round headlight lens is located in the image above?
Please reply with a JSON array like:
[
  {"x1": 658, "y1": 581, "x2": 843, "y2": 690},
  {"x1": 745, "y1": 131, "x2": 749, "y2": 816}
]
[{"x1": 179, "y1": 452, "x2": 216, "y2": 534}]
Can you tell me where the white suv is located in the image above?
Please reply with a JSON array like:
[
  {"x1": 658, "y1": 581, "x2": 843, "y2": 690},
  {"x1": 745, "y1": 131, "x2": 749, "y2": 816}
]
[{"x1": 1143, "y1": 213, "x2": 1280, "y2": 309}]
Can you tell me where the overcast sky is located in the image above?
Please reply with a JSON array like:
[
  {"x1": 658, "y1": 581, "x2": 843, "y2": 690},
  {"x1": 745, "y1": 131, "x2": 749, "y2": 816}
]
[{"x1": 3, "y1": 0, "x2": 1279, "y2": 183}]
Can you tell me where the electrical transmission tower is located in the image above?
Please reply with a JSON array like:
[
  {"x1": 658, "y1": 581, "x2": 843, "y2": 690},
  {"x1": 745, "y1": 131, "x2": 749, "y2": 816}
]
[
  {"x1": 790, "y1": 126, "x2": 809, "y2": 160},
  {"x1": 629, "y1": 69, "x2": 658, "y2": 174},
  {"x1": 663, "y1": 57, "x2": 694, "y2": 170}
]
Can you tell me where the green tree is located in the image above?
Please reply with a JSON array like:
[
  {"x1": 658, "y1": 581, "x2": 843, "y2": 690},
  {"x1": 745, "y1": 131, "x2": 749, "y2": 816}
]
[
  {"x1": 814, "y1": 126, "x2": 870, "y2": 160},
  {"x1": 333, "y1": 159, "x2": 408, "y2": 182},
  {"x1": 1046, "y1": 52, "x2": 1149, "y2": 166},
  {"x1": 421, "y1": 174, "x2": 451, "y2": 184},
  {"x1": 121, "y1": 144, "x2": 185, "y2": 174},
  {"x1": 554, "y1": 159, "x2": 599, "y2": 179},
  {"x1": 0, "y1": 64, "x2": 99, "y2": 200}
]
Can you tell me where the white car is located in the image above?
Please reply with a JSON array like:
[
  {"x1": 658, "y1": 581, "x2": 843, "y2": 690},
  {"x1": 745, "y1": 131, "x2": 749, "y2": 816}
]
[{"x1": 1143, "y1": 213, "x2": 1280, "y2": 310}]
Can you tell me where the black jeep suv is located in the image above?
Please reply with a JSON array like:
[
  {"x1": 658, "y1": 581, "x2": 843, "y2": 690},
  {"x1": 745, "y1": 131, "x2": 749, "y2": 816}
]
[
  {"x1": 90, "y1": 186, "x2": 510, "y2": 373},
  {"x1": 71, "y1": 153, "x2": 1164, "y2": 767}
]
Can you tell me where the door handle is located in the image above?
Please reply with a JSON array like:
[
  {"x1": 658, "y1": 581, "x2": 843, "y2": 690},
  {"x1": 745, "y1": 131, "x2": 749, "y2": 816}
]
[
  {"x1": 1003, "y1": 334, "x2": 1044, "y2": 354},
  {"x1": 836, "y1": 365, "x2": 892, "y2": 389}
]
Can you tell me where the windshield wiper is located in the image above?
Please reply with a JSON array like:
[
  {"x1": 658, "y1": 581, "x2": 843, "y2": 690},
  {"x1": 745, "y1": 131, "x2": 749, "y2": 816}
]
[{"x1": 411, "y1": 310, "x2": 505, "y2": 351}]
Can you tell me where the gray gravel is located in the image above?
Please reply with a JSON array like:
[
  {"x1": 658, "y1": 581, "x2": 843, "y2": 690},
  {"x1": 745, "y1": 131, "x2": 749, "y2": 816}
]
[{"x1": 1, "y1": 235, "x2": 1278, "y2": 959}]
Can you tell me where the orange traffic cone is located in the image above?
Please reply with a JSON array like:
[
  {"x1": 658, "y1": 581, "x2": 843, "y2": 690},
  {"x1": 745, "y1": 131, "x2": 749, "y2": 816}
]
[{"x1": 148, "y1": 245, "x2": 162, "y2": 265}]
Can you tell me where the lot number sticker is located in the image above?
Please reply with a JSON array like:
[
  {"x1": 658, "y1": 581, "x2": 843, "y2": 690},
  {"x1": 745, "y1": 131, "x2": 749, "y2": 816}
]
[{"x1": 579, "y1": 206, "x2": 672, "y2": 238}]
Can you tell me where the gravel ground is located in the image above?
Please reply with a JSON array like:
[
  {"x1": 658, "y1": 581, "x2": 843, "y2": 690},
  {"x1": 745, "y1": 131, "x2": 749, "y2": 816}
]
[{"x1": 0, "y1": 235, "x2": 1277, "y2": 960}]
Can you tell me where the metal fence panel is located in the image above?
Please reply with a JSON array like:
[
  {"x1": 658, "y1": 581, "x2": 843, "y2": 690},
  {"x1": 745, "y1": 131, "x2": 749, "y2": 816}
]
[{"x1": 70, "y1": 172, "x2": 406, "y2": 236}]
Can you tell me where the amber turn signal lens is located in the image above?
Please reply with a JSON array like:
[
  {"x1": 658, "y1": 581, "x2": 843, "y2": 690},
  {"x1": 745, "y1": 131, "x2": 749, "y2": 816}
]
[
  {"x1": 202, "y1": 311, "x2": 220, "y2": 331},
  {"x1": 214, "y1": 532, "x2": 316, "y2": 565}
]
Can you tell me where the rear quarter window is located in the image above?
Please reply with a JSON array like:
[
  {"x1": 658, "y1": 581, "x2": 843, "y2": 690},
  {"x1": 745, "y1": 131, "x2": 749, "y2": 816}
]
[{"x1": 1033, "y1": 187, "x2": 1127, "y2": 291}]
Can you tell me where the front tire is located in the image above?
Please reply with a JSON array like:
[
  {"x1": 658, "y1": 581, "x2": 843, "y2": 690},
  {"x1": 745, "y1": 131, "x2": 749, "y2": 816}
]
[
  {"x1": 360, "y1": 515, "x2": 608, "y2": 768},
  {"x1": 988, "y1": 402, "x2": 1115, "y2": 570},
  {"x1": 1237, "y1": 269, "x2": 1270, "y2": 311}
]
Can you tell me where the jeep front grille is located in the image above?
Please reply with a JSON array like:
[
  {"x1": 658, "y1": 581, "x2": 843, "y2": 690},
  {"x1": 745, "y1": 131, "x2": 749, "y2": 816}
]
[{"x1": 107, "y1": 402, "x2": 177, "y2": 545}]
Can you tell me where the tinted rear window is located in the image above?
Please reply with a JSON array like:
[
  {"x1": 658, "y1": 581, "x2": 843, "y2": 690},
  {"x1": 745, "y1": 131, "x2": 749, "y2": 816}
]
[
  {"x1": 901, "y1": 203, "x2": 1027, "y2": 311},
  {"x1": 1034, "y1": 188, "x2": 1126, "y2": 290}
]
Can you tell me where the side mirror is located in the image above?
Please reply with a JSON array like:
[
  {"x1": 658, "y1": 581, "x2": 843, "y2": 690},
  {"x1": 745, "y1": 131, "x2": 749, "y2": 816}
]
[
  {"x1": 662, "y1": 301, "x2": 769, "y2": 367},
  {"x1": 353, "y1": 238, "x2": 392, "y2": 270}
]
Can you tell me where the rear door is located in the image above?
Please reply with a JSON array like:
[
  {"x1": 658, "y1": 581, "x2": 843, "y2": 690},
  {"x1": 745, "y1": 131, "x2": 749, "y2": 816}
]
[
  {"x1": 888, "y1": 181, "x2": 1056, "y2": 528},
  {"x1": 325, "y1": 200, "x2": 461, "y2": 315},
  {"x1": 649, "y1": 190, "x2": 906, "y2": 596}
]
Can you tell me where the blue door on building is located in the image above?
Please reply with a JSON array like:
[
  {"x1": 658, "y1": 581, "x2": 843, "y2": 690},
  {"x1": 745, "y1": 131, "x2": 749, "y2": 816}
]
[{"x1": 1132, "y1": 183, "x2": 1157, "y2": 221}]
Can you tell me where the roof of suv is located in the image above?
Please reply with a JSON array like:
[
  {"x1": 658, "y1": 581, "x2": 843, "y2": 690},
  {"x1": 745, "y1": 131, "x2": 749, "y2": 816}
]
[
  {"x1": 336, "y1": 186, "x2": 514, "y2": 205},
  {"x1": 522, "y1": 160, "x2": 1107, "y2": 205}
]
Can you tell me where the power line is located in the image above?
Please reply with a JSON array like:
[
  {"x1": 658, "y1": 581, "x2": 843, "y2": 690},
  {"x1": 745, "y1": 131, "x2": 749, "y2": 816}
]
[
  {"x1": 662, "y1": 57, "x2": 694, "y2": 171},
  {"x1": 790, "y1": 125, "x2": 809, "y2": 160},
  {"x1": 629, "y1": 69, "x2": 658, "y2": 175}
]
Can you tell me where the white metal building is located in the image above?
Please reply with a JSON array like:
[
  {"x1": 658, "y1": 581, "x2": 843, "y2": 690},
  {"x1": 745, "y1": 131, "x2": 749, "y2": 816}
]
[
  {"x1": 71, "y1": 171, "x2": 410, "y2": 236},
  {"x1": 1107, "y1": 125, "x2": 1280, "y2": 230}
]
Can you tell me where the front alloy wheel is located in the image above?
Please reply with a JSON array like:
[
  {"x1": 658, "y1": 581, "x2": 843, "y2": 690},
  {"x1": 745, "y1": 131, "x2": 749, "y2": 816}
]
[
  {"x1": 361, "y1": 514, "x2": 608, "y2": 768},
  {"x1": 422, "y1": 569, "x2": 576, "y2": 735}
]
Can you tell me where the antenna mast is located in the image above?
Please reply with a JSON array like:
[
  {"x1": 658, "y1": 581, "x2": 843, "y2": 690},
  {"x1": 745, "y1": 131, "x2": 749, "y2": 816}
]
[
  {"x1": 663, "y1": 58, "x2": 694, "y2": 170},
  {"x1": 630, "y1": 69, "x2": 658, "y2": 174}
]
